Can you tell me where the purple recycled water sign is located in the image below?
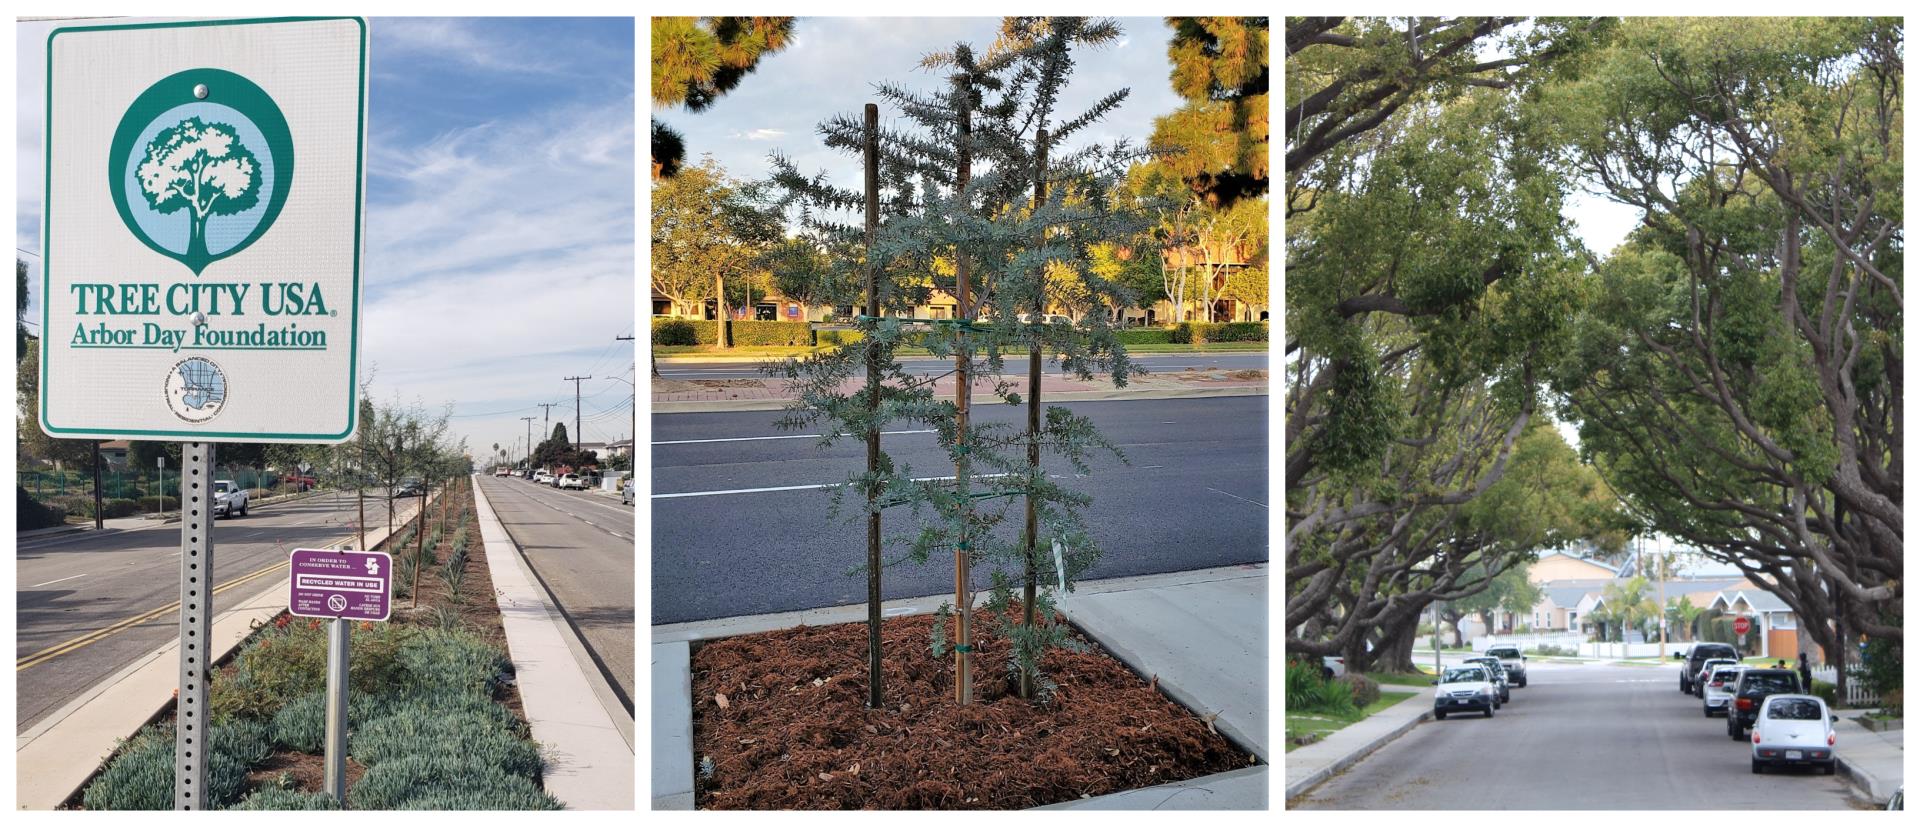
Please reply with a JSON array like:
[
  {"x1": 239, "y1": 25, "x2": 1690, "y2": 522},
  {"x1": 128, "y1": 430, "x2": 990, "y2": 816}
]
[{"x1": 289, "y1": 548, "x2": 392, "y2": 622}]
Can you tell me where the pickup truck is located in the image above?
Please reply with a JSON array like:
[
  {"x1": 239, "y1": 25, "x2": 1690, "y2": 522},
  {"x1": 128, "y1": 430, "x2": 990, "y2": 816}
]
[
  {"x1": 1482, "y1": 645, "x2": 1528, "y2": 687},
  {"x1": 212, "y1": 480, "x2": 249, "y2": 518}
]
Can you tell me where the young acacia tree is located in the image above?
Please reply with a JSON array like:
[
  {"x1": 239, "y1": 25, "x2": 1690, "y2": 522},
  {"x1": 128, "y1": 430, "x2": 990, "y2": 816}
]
[{"x1": 763, "y1": 16, "x2": 1161, "y2": 704}]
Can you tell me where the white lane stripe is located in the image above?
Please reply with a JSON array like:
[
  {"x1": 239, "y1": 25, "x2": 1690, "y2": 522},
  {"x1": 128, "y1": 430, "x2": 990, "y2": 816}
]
[
  {"x1": 655, "y1": 473, "x2": 1015, "y2": 500},
  {"x1": 28, "y1": 573, "x2": 87, "y2": 589},
  {"x1": 1207, "y1": 487, "x2": 1268, "y2": 508},
  {"x1": 654, "y1": 429, "x2": 934, "y2": 445}
]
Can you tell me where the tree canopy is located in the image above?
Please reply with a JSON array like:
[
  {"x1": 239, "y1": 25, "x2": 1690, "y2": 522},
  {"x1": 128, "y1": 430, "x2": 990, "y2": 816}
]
[{"x1": 651, "y1": 17, "x2": 796, "y2": 179}]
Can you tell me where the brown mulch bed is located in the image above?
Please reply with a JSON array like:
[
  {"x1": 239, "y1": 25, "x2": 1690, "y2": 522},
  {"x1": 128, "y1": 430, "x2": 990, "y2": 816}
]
[{"x1": 691, "y1": 608, "x2": 1253, "y2": 809}]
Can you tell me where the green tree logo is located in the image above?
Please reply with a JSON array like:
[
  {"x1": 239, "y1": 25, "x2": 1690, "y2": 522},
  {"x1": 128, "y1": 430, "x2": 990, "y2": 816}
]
[
  {"x1": 109, "y1": 68, "x2": 294, "y2": 275},
  {"x1": 136, "y1": 117, "x2": 262, "y2": 266}
]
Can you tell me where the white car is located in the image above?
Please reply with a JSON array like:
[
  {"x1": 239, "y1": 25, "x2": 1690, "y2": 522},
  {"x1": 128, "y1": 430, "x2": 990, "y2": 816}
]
[
  {"x1": 1483, "y1": 645, "x2": 1528, "y2": 687},
  {"x1": 534, "y1": 470, "x2": 553, "y2": 485},
  {"x1": 1321, "y1": 655, "x2": 1346, "y2": 680},
  {"x1": 557, "y1": 473, "x2": 585, "y2": 490},
  {"x1": 1702, "y1": 665, "x2": 1743, "y2": 717},
  {"x1": 1432, "y1": 665, "x2": 1499, "y2": 719},
  {"x1": 621, "y1": 478, "x2": 635, "y2": 505},
  {"x1": 1751, "y1": 694, "x2": 1837, "y2": 775},
  {"x1": 212, "y1": 480, "x2": 248, "y2": 518},
  {"x1": 1693, "y1": 657, "x2": 1740, "y2": 698}
]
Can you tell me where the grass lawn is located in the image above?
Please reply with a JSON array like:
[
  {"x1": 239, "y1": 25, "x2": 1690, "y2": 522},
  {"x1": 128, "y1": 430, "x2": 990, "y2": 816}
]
[
  {"x1": 1286, "y1": 690, "x2": 1418, "y2": 752},
  {"x1": 653, "y1": 341, "x2": 1269, "y2": 359}
]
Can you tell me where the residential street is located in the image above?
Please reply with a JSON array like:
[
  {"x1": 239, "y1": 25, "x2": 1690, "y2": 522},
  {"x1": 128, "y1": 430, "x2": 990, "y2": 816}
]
[
  {"x1": 15, "y1": 488, "x2": 393, "y2": 732},
  {"x1": 1291, "y1": 657, "x2": 1859, "y2": 809},
  {"x1": 655, "y1": 350, "x2": 1268, "y2": 379},
  {"x1": 476, "y1": 475, "x2": 635, "y2": 711},
  {"x1": 651, "y1": 395, "x2": 1268, "y2": 624}
]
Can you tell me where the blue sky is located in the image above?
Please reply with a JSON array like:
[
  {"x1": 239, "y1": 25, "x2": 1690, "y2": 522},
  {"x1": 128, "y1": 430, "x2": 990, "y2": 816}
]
[
  {"x1": 652, "y1": 17, "x2": 1185, "y2": 226},
  {"x1": 17, "y1": 17, "x2": 637, "y2": 459}
]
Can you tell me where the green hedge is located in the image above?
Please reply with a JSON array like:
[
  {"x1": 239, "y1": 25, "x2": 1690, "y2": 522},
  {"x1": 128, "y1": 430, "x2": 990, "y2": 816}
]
[
  {"x1": 816, "y1": 328, "x2": 865, "y2": 346},
  {"x1": 17, "y1": 488, "x2": 67, "y2": 530},
  {"x1": 651, "y1": 318, "x2": 814, "y2": 347},
  {"x1": 1116, "y1": 328, "x2": 1173, "y2": 345},
  {"x1": 1170, "y1": 321, "x2": 1268, "y2": 344},
  {"x1": 652, "y1": 318, "x2": 717, "y2": 346}
]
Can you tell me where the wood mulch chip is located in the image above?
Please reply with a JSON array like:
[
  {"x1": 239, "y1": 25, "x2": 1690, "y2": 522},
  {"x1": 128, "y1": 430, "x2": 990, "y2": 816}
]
[{"x1": 691, "y1": 607, "x2": 1253, "y2": 809}]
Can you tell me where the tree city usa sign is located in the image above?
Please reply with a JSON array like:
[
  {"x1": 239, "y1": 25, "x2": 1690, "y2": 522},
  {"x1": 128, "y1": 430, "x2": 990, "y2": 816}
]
[{"x1": 42, "y1": 17, "x2": 366, "y2": 442}]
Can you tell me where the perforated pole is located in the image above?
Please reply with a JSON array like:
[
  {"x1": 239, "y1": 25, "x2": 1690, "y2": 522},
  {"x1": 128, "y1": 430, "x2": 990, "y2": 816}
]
[{"x1": 175, "y1": 442, "x2": 214, "y2": 809}]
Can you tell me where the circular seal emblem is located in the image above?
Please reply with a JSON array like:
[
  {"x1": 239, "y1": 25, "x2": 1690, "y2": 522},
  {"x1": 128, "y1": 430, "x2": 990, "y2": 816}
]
[
  {"x1": 165, "y1": 357, "x2": 228, "y2": 423},
  {"x1": 326, "y1": 594, "x2": 348, "y2": 613},
  {"x1": 109, "y1": 68, "x2": 294, "y2": 276}
]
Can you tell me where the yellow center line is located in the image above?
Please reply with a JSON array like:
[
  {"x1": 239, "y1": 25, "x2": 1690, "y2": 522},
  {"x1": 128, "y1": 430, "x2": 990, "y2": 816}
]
[{"x1": 14, "y1": 524, "x2": 382, "y2": 671}]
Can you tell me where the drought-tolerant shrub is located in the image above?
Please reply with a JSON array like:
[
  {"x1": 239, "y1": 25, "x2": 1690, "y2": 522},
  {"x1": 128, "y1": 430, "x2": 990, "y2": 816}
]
[
  {"x1": 346, "y1": 754, "x2": 560, "y2": 810},
  {"x1": 1337, "y1": 673, "x2": 1382, "y2": 708},
  {"x1": 351, "y1": 705, "x2": 542, "y2": 779},
  {"x1": 17, "y1": 488, "x2": 68, "y2": 530},
  {"x1": 1810, "y1": 679, "x2": 1838, "y2": 709},
  {"x1": 81, "y1": 721, "x2": 264, "y2": 810},
  {"x1": 61, "y1": 497, "x2": 145, "y2": 519},
  {"x1": 396, "y1": 629, "x2": 512, "y2": 699},
  {"x1": 230, "y1": 788, "x2": 340, "y2": 810},
  {"x1": 269, "y1": 690, "x2": 381, "y2": 754},
  {"x1": 1285, "y1": 659, "x2": 1359, "y2": 719},
  {"x1": 214, "y1": 621, "x2": 411, "y2": 721},
  {"x1": 816, "y1": 328, "x2": 864, "y2": 346}
]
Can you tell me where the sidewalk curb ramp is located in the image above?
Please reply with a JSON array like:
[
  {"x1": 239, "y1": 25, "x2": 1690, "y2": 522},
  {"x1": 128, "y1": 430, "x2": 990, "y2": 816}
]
[
  {"x1": 472, "y1": 476, "x2": 635, "y2": 810},
  {"x1": 1283, "y1": 693, "x2": 1433, "y2": 804},
  {"x1": 14, "y1": 490, "x2": 441, "y2": 811},
  {"x1": 653, "y1": 384, "x2": 1266, "y2": 414}
]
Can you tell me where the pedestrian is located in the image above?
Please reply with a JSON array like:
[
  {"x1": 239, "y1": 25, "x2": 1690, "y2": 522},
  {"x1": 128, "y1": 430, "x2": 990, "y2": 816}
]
[{"x1": 1798, "y1": 652, "x2": 1813, "y2": 692}]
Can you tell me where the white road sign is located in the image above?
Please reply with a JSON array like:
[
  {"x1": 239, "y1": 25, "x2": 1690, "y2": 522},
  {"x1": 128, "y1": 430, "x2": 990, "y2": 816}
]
[{"x1": 42, "y1": 17, "x2": 367, "y2": 442}]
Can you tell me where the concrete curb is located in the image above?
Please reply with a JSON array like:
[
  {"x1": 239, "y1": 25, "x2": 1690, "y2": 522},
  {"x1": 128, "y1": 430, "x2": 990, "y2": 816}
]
[
  {"x1": 1831, "y1": 717, "x2": 1902, "y2": 806},
  {"x1": 472, "y1": 477, "x2": 635, "y2": 810},
  {"x1": 13, "y1": 492, "x2": 438, "y2": 810},
  {"x1": 1283, "y1": 693, "x2": 1433, "y2": 803},
  {"x1": 649, "y1": 641, "x2": 694, "y2": 811},
  {"x1": 1036, "y1": 765, "x2": 1268, "y2": 810},
  {"x1": 653, "y1": 385, "x2": 1267, "y2": 414}
]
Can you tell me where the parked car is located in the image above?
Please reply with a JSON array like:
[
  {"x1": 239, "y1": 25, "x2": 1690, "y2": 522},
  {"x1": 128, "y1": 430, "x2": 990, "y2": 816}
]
[
  {"x1": 1750, "y1": 694, "x2": 1837, "y2": 775},
  {"x1": 1702, "y1": 665, "x2": 1744, "y2": 717},
  {"x1": 1321, "y1": 656, "x2": 1346, "y2": 681},
  {"x1": 281, "y1": 474, "x2": 317, "y2": 491},
  {"x1": 1463, "y1": 656, "x2": 1512, "y2": 704},
  {"x1": 621, "y1": 478, "x2": 635, "y2": 505},
  {"x1": 1677, "y1": 642, "x2": 1741, "y2": 694},
  {"x1": 533, "y1": 469, "x2": 552, "y2": 484},
  {"x1": 557, "y1": 473, "x2": 585, "y2": 490},
  {"x1": 1693, "y1": 657, "x2": 1741, "y2": 698},
  {"x1": 212, "y1": 480, "x2": 248, "y2": 518},
  {"x1": 1888, "y1": 785, "x2": 1903, "y2": 810},
  {"x1": 391, "y1": 480, "x2": 424, "y2": 499},
  {"x1": 1483, "y1": 645, "x2": 1528, "y2": 688},
  {"x1": 1728, "y1": 668, "x2": 1804, "y2": 739},
  {"x1": 1432, "y1": 665, "x2": 1498, "y2": 719}
]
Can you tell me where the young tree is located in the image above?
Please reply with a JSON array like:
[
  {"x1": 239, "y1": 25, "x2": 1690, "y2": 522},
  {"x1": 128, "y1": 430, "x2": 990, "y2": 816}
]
[
  {"x1": 136, "y1": 117, "x2": 261, "y2": 272},
  {"x1": 762, "y1": 16, "x2": 1157, "y2": 703}
]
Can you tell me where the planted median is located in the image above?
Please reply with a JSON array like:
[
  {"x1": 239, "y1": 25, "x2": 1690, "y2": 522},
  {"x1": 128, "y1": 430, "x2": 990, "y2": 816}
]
[{"x1": 75, "y1": 480, "x2": 559, "y2": 810}]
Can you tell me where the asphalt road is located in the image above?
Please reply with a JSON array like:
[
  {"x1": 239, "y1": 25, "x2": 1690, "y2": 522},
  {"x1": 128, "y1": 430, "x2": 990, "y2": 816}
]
[
  {"x1": 1291, "y1": 657, "x2": 1859, "y2": 809},
  {"x1": 475, "y1": 475, "x2": 635, "y2": 712},
  {"x1": 651, "y1": 395, "x2": 1269, "y2": 624},
  {"x1": 15, "y1": 488, "x2": 397, "y2": 733},
  {"x1": 655, "y1": 350, "x2": 1269, "y2": 380}
]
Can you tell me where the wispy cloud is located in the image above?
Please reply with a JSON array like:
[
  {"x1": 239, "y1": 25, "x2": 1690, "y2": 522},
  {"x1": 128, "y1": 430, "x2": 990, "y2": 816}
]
[
  {"x1": 730, "y1": 128, "x2": 787, "y2": 141},
  {"x1": 370, "y1": 17, "x2": 567, "y2": 77}
]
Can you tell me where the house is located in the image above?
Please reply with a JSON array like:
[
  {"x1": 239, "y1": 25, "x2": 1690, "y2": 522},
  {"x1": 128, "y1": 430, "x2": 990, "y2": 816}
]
[
  {"x1": 97, "y1": 440, "x2": 131, "y2": 469},
  {"x1": 1708, "y1": 589, "x2": 1801, "y2": 661},
  {"x1": 1526, "y1": 550, "x2": 1620, "y2": 583},
  {"x1": 604, "y1": 439, "x2": 632, "y2": 458}
]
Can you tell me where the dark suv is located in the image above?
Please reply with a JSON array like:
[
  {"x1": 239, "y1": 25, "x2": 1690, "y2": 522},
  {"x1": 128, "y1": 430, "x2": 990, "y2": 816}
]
[
  {"x1": 1678, "y1": 642, "x2": 1740, "y2": 694},
  {"x1": 1727, "y1": 668, "x2": 1803, "y2": 739}
]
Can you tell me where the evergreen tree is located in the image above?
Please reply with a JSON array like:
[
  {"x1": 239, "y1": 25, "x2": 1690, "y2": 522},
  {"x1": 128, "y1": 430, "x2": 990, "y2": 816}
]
[
  {"x1": 651, "y1": 17, "x2": 796, "y2": 179},
  {"x1": 761, "y1": 16, "x2": 1160, "y2": 704},
  {"x1": 1151, "y1": 17, "x2": 1269, "y2": 209}
]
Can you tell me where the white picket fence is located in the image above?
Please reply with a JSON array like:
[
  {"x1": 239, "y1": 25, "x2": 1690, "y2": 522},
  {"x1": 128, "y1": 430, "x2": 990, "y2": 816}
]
[{"x1": 1811, "y1": 665, "x2": 1882, "y2": 707}]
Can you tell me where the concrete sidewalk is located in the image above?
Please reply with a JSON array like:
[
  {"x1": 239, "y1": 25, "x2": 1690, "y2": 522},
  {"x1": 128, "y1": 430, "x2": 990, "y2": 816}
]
[
  {"x1": 651, "y1": 562, "x2": 1271, "y2": 810},
  {"x1": 473, "y1": 476, "x2": 634, "y2": 810},
  {"x1": 1833, "y1": 712, "x2": 1903, "y2": 805},
  {"x1": 15, "y1": 491, "x2": 437, "y2": 811},
  {"x1": 1284, "y1": 690, "x2": 1433, "y2": 803}
]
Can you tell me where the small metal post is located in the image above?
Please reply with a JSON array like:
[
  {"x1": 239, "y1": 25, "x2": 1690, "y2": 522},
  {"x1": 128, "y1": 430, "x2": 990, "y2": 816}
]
[
  {"x1": 323, "y1": 618, "x2": 350, "y2": 803},
  {"x1": 176, "y1": 441, "x2": 214, "y2": 809}
]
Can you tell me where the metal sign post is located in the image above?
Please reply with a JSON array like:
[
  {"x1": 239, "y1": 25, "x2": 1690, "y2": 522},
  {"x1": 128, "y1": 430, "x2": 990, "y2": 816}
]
[
  {"x1": 289, "y1": 546, "x2": 391, "y2": 804},
  {"x1": 175, "y1": 442, "x2": 214, "y2": 809}
]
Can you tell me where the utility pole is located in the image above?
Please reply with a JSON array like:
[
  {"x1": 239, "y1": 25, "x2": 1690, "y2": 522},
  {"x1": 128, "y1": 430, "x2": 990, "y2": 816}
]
[
  {"x1": 534, "y1": 402, "x2": 560, "y2": 465},
  {"x1": 1654, "y1": 536, "x2": 1668, "y2": 657},
  {"x1": 563, "y1": 376, "x2": 592, "y2": 454},
  {"x1": 520, "y1": 416, "x2": 537, "y2": 475},
  {"x1": 616, "y1": 335, "x2": 636, "y2": 454}
]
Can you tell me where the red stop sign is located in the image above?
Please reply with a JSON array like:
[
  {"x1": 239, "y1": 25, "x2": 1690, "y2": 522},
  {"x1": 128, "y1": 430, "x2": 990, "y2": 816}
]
[{"x1": 1733, "y1": 616, "x2": 1751, "y2": 635}]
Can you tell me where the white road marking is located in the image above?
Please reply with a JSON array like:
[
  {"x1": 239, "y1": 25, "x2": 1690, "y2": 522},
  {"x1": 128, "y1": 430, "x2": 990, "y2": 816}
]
[
  {"x1": 28, "y1": 573, "x2": 87, "y2": 589},
  {"x1": 654, "y1": 429, "x2": 934, "y2": 445},
  {"x1": 1207, "y1": 487, "x2": 1268, "y2": 508},
  {"x1": 655, "y1": 473, "x2": 1016, "y2": 500}
]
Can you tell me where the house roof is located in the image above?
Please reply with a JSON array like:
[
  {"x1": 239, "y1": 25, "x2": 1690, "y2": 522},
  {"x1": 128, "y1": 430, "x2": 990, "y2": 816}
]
[
  {"x1": 1713, "y1": 589, "x2": 1793, "y2": 614},
  {"x1": 1533, "y1": 550, "x2": 1622, "y2": 577},
  {"x1": 1541, "y1": 584, "x2": 1603, "y2": 609}
]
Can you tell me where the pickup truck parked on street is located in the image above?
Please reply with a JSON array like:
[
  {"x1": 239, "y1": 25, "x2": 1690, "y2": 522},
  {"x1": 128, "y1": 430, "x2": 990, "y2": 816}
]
[
  {"x1": 1483, "y1": 645, "x2": 1528, "y2": 687},
  {"x1": 212, "y1": 480, "x2": 248, "y2": 518}
]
